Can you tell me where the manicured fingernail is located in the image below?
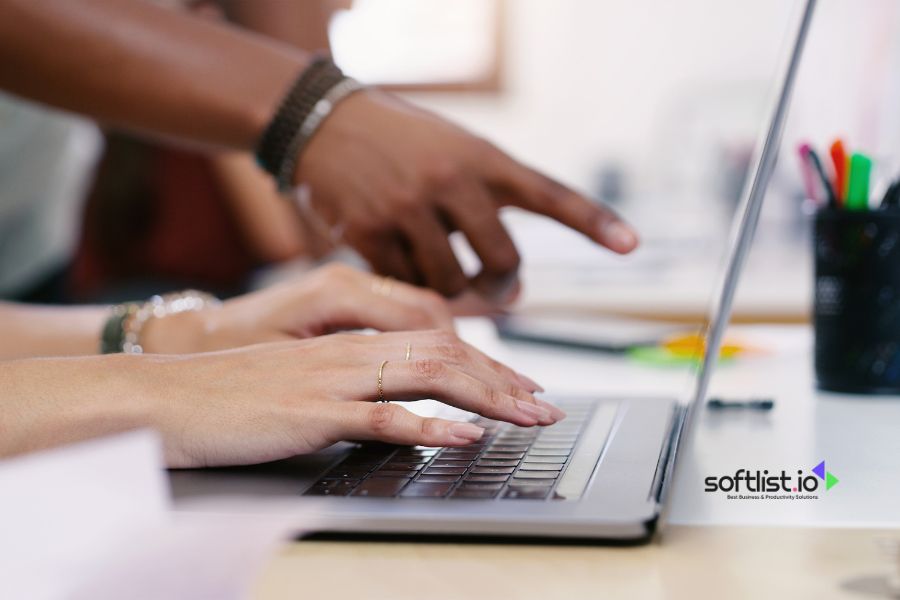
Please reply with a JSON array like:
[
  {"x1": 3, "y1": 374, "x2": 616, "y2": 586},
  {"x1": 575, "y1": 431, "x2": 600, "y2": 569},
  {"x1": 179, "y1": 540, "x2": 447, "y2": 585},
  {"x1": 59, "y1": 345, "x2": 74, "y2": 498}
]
[
  {"x1": 539, "y1": 401, "x2": 566, "y2": 421},
  {"x1": 515, "y1": 399, "x2": 552, "y2": 422},
  {"x1": 516, "y1": 372, "x2": 545, "y2": 393},
  {"x1": 601, "y1": 222, "x2": 638, "y2": 252},
  {"x1": 449, "y1": 423, "x2": 484, "y2": 441}
]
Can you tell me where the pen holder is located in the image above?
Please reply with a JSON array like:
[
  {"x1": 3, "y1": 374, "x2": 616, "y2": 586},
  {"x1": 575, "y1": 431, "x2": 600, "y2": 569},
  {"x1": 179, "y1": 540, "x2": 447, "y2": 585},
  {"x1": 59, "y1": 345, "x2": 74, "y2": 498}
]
[{"x1": 814, "y1": 209, "x2": 900, "y2": 394}]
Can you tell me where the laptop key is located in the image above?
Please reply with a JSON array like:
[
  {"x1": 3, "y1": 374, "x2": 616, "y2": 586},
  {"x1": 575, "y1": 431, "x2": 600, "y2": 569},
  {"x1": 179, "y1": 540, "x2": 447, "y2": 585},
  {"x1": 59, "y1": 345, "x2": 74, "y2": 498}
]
[
  {"x1": 476, "y1": 459, "x2": 519, "y2": 467},
  {"x1": 519, "y1": 463, "x2": 564, "y2": 471},
  {"x1": 470, "y1": 466, "x2": 515, "y2": 475},
  {"x1": 513, "y1": 471, "x2": 559, "y2": 480},
  {"x1": 373, "y1": 470, "x2": 417, "y2": 478},
  {"x1": 351, "y1": 477, "x2": 410, "y2": 497},
  {"x1": 379, "y1": 462, "x2": 424, "y2": 471},
  {"x1": 431, "y1": 459, "x2": 474, "y2": 467},
  {"x1": 481, "y1": 452, "x2": 525, "y2": 460},
  {"x1": 422, "y1": 467, "x2": 467, "y2": 476},
  {"x1": 487, "y1": 444, "x2": 529, "y2": 452},
  {"x1": 305, "y1": 480, "x2": 357, "y2": 496},
  {"x1": 526, "y1": 449, "x2": 571, "y2": 457},
  {"x1": 416, "y1": 475, "x2": 461, "y2": 483},
  {"x1": 465, "y1": 475, "x2": 509, "y2": 483},
  {"x1": 459, "y1": 482, "x2": 505, "y2": 490},
  {"x1": 451, "y1": 488, "x2": 500, "y2": 499},
  {"x1": 386, "y1": 456, "x2": 431, "y2": 465},
  {"x1": 520, "y1": 456, "x2": 567, "y2": 464},
  {"x1": 503, "y1": 486, "x2": 551, "y2": 500},
  {"x1": 400, "y1": 482, "x2": 455, "y2": 498}
]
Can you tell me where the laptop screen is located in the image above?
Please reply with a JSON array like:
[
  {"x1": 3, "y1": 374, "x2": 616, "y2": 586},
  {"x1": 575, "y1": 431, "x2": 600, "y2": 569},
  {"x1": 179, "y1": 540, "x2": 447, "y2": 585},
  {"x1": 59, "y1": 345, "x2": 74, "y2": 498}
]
[{"x1": 684, "y1": 0, "x2": 816, "y2": 417}]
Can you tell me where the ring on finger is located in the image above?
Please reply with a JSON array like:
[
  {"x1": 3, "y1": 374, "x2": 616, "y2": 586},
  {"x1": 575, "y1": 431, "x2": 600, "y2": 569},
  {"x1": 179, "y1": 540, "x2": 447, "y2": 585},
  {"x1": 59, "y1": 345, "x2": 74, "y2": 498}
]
[
  {"x1": 404, "y1": 342, "x2": 412, "y2": 361},
  {"x1": 376, "y1": 359, "x2": 389, "y2": 402},
  {"x1": 372, "y1": 276, "x2": 395, "y2": 297}
]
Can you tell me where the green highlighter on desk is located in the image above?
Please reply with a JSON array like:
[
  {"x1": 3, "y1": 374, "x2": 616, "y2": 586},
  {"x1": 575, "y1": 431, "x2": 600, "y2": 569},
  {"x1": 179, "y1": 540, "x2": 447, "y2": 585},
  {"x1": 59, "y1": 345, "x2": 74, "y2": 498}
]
[{"x1": 798, "y1": 138, "x2": 900, "y2": 394}]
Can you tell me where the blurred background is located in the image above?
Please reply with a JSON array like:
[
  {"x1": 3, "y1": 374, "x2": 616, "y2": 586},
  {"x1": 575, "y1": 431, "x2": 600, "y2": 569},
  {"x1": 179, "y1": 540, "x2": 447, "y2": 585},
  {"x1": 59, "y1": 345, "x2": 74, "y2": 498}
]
[{"x1": 4, "y1": 0, "x2": 899, "y2": 324}]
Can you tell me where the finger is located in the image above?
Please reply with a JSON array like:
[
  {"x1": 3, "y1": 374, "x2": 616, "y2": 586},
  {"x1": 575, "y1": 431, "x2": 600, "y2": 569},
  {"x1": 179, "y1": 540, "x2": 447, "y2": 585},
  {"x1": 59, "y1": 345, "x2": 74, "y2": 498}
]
[
  {"x1": 484, "y1": 150, "x2": 639, "y2": 254},
  {"x1": 357, "y1": 273, "x2": 454, "y2": 330},
  {"x1": 353, "y1": 329, "x2": 548, "y2": 398},
  {"x1": 457, "y1": 340, "x2": 549, "y2": 396},
  {"x1": 339, "y1": 289, "x2": 450, "y2": 332},
  {"x1": 441, "y1": 180, "x2": 521, "y2": 303},
  {"x1": 339, "y1": 402, "x2": 486, "y2": 447},
  {"x1": 375, "y1": 359, "x2": 557, "y2": 427},
  {"x1": 349, "y1": 231, "x2": 421, "y2": 285},
  {"x1": 399, "y1": 214, "x2": 468, "y2": 297}
]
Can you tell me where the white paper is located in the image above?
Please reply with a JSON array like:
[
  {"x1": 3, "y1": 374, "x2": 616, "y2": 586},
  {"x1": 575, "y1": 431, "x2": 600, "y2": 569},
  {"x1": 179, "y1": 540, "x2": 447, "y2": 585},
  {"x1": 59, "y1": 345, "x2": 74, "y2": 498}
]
[{"x1": 0, "y1": 430, "x2": 315, "y2": 600}]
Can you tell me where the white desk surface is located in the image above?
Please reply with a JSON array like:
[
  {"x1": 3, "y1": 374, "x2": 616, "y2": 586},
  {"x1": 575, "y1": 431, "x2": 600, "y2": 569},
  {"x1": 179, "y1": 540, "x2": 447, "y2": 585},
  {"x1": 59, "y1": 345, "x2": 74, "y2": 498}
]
[{"x1": 454, "y1": 318, "x2": 900, "y2": 530}]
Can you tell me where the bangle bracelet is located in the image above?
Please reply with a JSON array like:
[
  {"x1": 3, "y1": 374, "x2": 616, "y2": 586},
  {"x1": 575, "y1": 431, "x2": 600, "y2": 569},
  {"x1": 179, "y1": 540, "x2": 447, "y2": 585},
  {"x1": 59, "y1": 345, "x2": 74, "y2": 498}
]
[
  {"x1": 255, "y1": 56, "x2": 365, "y2": 192},
  {"x1": 99, "y1": 290, "x2": 221, "y2": 354},
  {"x1": 276, "y1": 77, "x2": 365, "y2": 189}
]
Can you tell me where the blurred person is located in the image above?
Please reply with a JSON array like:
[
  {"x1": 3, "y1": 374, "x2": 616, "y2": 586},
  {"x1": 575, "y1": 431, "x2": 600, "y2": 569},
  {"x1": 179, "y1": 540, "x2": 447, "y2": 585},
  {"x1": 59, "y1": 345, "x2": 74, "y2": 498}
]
[
  {"x1": 72, "y1": 2, "x2": 340, "y2": 302},
  {"x1": 0, "y1": 0, "x2": 639, "y2": 306}
]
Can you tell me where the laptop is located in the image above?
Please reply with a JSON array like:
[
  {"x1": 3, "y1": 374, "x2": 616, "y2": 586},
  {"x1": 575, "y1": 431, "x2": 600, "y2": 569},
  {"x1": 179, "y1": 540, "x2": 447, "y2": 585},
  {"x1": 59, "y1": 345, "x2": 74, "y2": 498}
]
[{"x1": 170, "y1": 0, "x2": 816, "y2": 542}]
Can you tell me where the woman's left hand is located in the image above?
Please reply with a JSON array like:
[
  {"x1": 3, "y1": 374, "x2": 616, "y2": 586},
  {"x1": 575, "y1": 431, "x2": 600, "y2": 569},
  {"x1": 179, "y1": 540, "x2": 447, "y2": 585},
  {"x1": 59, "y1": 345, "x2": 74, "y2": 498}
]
[{"x1": 141, "y1": 264, "x2": 454, "y2": 353}]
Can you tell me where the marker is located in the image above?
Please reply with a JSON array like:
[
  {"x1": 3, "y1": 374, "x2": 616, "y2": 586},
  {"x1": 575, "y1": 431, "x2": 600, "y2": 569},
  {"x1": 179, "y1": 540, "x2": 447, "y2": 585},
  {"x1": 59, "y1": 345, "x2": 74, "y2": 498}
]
[
  {"x1": 807, "y1": 147, "x2": 837, "y2": 208},
  {"x1": 846, "y1": 152, "x2": 872, "y2": 211},
  {"x1": 797, "y1": 143, "x2": 820, "y2": 202},
  {"x1": 829, "y1": 139, "x2": 849, "y2": 205}
]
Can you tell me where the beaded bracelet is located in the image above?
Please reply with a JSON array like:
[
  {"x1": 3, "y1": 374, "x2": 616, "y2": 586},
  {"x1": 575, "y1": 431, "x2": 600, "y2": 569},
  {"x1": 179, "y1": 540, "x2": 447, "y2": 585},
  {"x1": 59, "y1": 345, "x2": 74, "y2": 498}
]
[
  {"x1": 99, "y1": 290, "x2": 221, "y2": 354},
  {"x1": 255, "y1": 56, "x2": 365, "y2": 192}
]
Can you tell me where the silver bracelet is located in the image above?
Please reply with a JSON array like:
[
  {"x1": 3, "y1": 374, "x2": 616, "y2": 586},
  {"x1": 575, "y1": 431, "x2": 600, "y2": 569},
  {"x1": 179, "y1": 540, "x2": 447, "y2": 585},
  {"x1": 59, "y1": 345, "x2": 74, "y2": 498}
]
[
  {"x1": 120, "y1": 290, "x2": 221, "y2": 354},
  {"x1": 276, "y1": 77, "x2": 366, "y2": 191}
]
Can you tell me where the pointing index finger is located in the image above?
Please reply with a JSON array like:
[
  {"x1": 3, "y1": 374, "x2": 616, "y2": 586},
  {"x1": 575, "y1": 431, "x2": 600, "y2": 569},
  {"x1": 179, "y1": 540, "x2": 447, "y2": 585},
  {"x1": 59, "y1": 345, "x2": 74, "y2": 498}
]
[{"x1": 484, "y1": 148, "x2": 639, "y2": 254}]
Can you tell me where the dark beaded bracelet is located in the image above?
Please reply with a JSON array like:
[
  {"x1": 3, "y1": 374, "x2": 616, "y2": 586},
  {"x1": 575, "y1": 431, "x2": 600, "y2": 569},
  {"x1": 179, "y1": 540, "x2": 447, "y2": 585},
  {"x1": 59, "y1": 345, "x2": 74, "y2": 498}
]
[{"x1": 255, "y1": 56, "x2": 355, "y2": 191}]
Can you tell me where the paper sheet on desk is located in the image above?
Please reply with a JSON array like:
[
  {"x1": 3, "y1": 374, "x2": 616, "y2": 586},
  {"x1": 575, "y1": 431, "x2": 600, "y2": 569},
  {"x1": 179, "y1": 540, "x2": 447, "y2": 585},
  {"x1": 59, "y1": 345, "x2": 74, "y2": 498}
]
[{"x1": 0, "y1": 430, "x2": 316, "y2": 600}]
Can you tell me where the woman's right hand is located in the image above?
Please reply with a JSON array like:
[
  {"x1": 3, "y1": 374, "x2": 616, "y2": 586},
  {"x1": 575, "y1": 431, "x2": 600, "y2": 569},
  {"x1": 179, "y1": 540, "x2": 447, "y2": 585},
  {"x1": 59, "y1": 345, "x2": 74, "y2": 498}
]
[{"x1": 130, "y1": 329, "x2": 561, "y2": 468}]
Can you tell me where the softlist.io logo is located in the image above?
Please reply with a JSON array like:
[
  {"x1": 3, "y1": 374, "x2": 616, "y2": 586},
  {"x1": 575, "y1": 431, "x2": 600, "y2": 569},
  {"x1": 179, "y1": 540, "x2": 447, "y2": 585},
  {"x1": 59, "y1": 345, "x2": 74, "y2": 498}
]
[{"x1": 704, "y1": 460, "x2": 839, "y2": 500}]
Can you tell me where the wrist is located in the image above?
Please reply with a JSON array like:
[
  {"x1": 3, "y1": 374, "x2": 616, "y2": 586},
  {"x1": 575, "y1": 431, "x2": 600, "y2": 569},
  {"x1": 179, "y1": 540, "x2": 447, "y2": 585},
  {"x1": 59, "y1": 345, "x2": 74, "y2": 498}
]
[
  {"x1": 100, "y1": 290, "x2": 221, "y2": 355},
  {"x1": 140, "y1": 309, "x2": 207, "y2": 354},
  {"x1": 255, "y1": 56, "x2": 365, "y2": 191}
]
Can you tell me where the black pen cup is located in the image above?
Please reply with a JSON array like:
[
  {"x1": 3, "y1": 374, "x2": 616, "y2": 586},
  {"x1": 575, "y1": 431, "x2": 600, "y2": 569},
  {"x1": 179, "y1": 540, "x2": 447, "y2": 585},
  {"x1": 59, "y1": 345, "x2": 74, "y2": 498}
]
[{"x1": 814, "y1": 209, "x2": 900, "y2": 394}]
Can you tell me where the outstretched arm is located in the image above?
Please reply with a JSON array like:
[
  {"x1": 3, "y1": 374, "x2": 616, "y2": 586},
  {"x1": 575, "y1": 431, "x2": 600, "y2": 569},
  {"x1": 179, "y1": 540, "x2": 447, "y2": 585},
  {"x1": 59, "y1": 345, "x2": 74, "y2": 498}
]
[
  {"x1": 0, "y1": 0, "x2": 306, "y2": 149},
  {"x1": 0, "y1": 0, "x2": 638, "y2": 300}
]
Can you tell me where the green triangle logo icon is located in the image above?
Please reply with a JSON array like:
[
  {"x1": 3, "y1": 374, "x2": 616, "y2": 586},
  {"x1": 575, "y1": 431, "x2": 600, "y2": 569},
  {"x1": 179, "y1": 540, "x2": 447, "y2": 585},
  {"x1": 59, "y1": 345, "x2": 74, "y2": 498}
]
[{"x1": 825, "y1": 472, "x2": 839, "y2": 490}]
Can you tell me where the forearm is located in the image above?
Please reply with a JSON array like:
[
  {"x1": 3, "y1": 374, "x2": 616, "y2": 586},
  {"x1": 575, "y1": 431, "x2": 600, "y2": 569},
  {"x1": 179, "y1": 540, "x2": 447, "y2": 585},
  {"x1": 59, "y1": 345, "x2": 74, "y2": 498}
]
[
  {"x1": 0, "y1": 302, "x2": 108, "y2": 359},
  {"x1": 0, "y1": 355, "x2": 152, "y2": 458},
  {"x1": 0, "y1": 0, "x2": 308, "y2": 149}
]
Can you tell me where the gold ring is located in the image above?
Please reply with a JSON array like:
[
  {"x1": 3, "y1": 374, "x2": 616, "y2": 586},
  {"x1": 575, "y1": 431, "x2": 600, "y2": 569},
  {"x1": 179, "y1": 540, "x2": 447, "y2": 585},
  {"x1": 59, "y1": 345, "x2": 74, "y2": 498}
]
[
  {"x1": 376, "y1": 359, "x2": 389, "y2": 402},
  {"x1": 404, "y1": 342, "x2": 412, "y2": 361},
  {"x1": 372, "y1": 276, "x2": 394, "y2": 297}
]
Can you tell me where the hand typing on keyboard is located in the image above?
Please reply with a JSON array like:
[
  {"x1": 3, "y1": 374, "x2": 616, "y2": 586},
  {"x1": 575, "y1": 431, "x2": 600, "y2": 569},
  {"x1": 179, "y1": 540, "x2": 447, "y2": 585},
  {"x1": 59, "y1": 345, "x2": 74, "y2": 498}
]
[
  {"x1": 307, "y1": 402, "x2": 591, "y2": 500},
  {"x1": 140, "y1": 329, "x2": 563, "y2": 468}
]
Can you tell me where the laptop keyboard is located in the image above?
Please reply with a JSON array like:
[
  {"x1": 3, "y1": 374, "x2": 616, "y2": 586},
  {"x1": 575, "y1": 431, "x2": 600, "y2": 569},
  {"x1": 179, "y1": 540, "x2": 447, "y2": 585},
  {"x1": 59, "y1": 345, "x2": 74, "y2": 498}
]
[{"x1": 304, "y1": 401, "x2": 593, "y2": 500}]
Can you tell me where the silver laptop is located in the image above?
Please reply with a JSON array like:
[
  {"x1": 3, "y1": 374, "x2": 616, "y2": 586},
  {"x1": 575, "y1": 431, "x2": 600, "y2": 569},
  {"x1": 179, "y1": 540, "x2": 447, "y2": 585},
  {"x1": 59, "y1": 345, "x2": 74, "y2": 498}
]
[{"x1": 170, "y1": 0, "x2": 816, "y2": 542}]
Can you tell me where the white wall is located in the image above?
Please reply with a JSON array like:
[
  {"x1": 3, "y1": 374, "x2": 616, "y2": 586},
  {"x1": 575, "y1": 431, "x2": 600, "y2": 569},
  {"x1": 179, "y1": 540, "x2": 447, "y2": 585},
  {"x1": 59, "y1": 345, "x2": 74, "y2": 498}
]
[{"x1": 401, "y1": 0, "x2": 900, "y2": 220}]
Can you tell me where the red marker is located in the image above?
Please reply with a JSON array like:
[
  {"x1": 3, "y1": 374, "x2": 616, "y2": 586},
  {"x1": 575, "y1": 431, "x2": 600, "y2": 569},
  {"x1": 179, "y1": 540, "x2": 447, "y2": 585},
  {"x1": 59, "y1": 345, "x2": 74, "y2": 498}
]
[{"x1": 830, "y1": 139, "x2": 849, "y2": 205}]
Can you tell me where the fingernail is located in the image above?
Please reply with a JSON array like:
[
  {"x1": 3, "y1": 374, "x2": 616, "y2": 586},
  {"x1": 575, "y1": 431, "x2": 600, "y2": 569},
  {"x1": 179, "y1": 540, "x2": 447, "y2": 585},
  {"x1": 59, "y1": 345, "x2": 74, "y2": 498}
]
[
  {"x1": 539, "y1": 400, "x2": 567, "y2": 421},
  {"x1": 516, "y1": 372, "x2": 545, "y2": 393},
  {"x1": 449, "y1": 422, "x2": 484, "y2": 441},
  {"x1": 601, "y1": 222, "x2": 638, "y2": 253},
  {"x1": 515, "y1": 399, "x2": 552, "y2": 422}
]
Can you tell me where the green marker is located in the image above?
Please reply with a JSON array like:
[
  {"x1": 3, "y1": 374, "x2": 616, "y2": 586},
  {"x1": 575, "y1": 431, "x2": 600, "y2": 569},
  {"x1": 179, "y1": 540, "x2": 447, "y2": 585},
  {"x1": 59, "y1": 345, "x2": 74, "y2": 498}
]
[{"x1": 846, "y1": 152, "x2": 872, "y2": 211}]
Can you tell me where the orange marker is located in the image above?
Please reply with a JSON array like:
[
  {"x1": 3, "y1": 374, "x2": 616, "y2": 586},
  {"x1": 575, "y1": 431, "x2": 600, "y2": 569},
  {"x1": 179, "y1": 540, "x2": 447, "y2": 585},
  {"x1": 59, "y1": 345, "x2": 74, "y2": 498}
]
[{"x1": 829, "y1": 139, "x2": 849, "y2": 205}]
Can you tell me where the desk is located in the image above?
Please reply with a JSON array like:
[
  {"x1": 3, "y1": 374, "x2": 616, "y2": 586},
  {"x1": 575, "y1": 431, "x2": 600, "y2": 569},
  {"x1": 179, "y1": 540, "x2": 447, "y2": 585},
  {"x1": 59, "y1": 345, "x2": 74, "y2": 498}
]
[
  {"x1": 252, "y1": 319, "x2": 900, "y2": 598},
  {"x1": 253, "y1": 527, "x2": 898, "y2": 600}
]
